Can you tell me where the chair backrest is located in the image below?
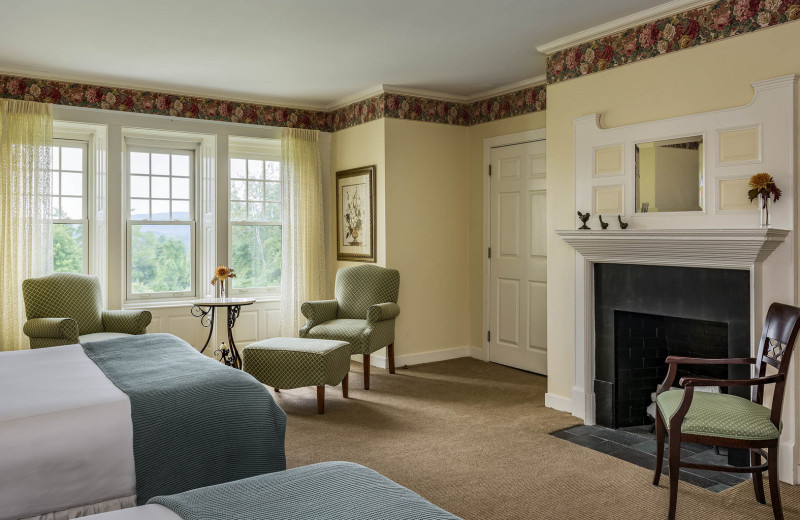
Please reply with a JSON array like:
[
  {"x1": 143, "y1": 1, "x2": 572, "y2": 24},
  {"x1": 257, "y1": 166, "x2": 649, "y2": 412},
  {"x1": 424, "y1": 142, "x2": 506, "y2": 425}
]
[
  {"x1": 334, "y1": 265, "x2": 400, "y2": 320},
  {"x1": 22, "y1": 273, "x2": 104, "y2": 335},
  {"x1": 753, "y1": 302, "x2": 800, "y2": 426}
]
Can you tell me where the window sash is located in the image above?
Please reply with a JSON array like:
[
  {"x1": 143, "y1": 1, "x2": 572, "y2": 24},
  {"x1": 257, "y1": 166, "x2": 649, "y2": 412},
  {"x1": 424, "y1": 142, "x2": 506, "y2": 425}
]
[
  {"x1": 52, "y1": 139, "x2": 89, "y2": 274},
  {"x1": 228, "y1": 152, "x2": 282, "y2": 294},
  {"x1": 125, "y1": 145, "x2": 197, "y2": 300}
]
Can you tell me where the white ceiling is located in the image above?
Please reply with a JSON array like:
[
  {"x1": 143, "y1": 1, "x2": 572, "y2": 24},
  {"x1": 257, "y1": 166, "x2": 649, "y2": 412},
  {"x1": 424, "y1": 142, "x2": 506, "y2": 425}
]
[{"x1": 1, "y1": 0, "x2": 667, "y2": 108}]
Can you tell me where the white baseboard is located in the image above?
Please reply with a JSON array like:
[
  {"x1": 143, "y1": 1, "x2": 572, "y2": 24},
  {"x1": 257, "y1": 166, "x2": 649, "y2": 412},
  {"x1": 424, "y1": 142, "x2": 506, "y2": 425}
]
[
  {"x1": 545, "y1": 393, "x2": 573, "y2": 413},
  {"x1": 352, "y1": 345, "x2": 477, "y2": 369},
  {"x1": 469, "y1": 346, "x2": 485, "y2": 360},
  {"x1": 779, "y1": 440, "x2": 797, "y2": 484}
]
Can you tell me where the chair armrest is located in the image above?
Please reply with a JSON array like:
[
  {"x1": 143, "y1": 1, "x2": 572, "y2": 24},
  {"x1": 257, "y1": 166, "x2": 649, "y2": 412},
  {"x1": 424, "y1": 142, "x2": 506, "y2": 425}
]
[
  {"x1": 658, "y1": 356, "x2": 757, "y2": 394},
  {"x1": 681, "y1": 374, "x2": 784, "y2": 388},
  {"x1": 300, "y1": 300, "x2": 339, "y2": 334},
  {"x1": 102, "y1": 310, "x2": 152, "y2": 335},
  {"x1": 366, "y1": 303, "x2": 400, "y2": 323},
  {"x1": 23, "y1": 318, "x2": 79, "y2": 342},
  {"x1": 666, "y1": 356, "x2": 756, "y2": 365}
]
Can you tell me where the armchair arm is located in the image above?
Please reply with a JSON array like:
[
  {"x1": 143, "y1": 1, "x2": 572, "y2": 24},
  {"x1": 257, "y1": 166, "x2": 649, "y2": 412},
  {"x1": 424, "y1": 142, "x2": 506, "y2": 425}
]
[
  {"x1": 367, "y1": 302, "x2": 400, "y2": 323},
  {"x1": 300, "y1": 300, "x2": 339, "y2": 336},
  {"x1": 680, "y1": 374, "x2": 784, "y2": 388},
  {"x1": 658, "y1": 356, "x2": 758, "y2": 394},
  {"x1": 102, "y1": 310, "x2": 152, "y2": 335},
  {"x1": 23, "y1": 318, "x2": 79, "y2": 342},
  {"x1": 665, "y1": 356, "x2": 756, "y2": 365}
]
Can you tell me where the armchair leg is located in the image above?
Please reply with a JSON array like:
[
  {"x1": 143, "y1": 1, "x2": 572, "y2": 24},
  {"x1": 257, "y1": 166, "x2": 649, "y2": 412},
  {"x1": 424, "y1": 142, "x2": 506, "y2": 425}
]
[
  {"x1": 653, "y1": 414, "x2": 665, "y2": 486},
  {"x1": 342, "y1": 373, "x2": 349, "y2": 398},
  {"x1": 768, "y1": 447, "x2": 784, "y2": 520},
  {"x1": 363, "y1": 355, "x2": 370, "y2": 390},
  {"x1": 667, "y1": 429, "x2": 681, "y2": 520},
  {"x1": 317, "y1": 386, "x2": 325, "y2": 415},
  {"x1": 388, "y1": 343, "x2": 395, "y2": 374},
  {"x1": 752, "y1": 449, "x2": 766, "y2": 504}
]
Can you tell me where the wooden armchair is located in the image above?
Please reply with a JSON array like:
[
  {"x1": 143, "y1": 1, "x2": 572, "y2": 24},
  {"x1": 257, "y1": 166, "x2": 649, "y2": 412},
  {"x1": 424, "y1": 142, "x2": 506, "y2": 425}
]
[{"x1": 653, "y1": 302, "x2": 800, "y2": 520}]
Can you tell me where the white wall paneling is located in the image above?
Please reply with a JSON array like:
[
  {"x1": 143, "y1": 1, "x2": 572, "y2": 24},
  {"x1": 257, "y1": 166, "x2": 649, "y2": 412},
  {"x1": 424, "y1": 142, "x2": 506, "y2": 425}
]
[{"x1": 563, "y1": 75, "x2": 798, "y2": 483}]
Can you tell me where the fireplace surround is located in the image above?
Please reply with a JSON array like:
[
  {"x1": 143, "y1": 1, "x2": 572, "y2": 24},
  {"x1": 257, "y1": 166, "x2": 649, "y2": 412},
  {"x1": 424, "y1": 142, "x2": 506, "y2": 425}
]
[{"x1": 594, "y1": 263, "x2": 749, "y2": 429}]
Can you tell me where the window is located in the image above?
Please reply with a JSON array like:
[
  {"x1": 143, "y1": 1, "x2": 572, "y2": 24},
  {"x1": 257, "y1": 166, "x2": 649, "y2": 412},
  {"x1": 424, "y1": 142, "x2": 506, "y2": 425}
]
[
  {"x1": 229, "y1": 149, "x2": 282, "y2": 292},
  {"x1": 126, "y1": 146, "x2": 195, "y2": 298},
  {"x1": 51, "y1": 139, "x2": 88, "y2": 273}
]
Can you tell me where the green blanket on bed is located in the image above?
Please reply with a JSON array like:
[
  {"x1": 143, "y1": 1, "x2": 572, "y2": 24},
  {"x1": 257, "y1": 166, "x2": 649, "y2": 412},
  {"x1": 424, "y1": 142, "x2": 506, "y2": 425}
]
[
  {"x1": 82, "y1": 333, "x2": 286, "y2": 505},
  {"x1": 149, "y1": 461, "x2": 461, "y2": 520}
]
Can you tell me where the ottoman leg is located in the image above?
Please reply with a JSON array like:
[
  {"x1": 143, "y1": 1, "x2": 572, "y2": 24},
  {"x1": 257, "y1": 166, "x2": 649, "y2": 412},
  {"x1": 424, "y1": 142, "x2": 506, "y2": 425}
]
[
  {"x1": 388, "y1": 343, "x2": 395, "y2": 374},
  {"x1": 317, "y1": 386, "x2": 325, "y2": 414},
  {"x1": 342, "y1": 373, "x2": 349, "y2": 398},
  {"x1": 363, "y1": 355, "x2": 370, "y2": 390}
]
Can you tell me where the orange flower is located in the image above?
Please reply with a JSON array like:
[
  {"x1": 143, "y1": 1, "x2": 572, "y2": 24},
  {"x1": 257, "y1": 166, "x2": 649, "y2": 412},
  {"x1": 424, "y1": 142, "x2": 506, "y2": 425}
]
[
  {"x1": 747, "y1": 173, "x2": 781, "y2": 204},
  {"x1": 211, "y1": 265, "x2": 236, "y2": 286}
]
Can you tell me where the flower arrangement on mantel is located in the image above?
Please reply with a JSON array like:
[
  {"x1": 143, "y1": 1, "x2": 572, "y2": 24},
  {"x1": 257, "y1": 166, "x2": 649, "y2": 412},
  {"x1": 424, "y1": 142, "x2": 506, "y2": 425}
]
[
  {"x1": 211, "y1": 265, "x2": 236, "y2": 298},
  {"x1": 748, "y1": 173, "x2": 781, "y2": 228}
]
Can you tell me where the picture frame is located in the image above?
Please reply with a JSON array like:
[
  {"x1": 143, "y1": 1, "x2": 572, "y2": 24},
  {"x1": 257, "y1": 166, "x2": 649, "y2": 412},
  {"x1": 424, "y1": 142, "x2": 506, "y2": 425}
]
[{"x1": 336, "y1": 165, "x2": 376, "y2": 263}]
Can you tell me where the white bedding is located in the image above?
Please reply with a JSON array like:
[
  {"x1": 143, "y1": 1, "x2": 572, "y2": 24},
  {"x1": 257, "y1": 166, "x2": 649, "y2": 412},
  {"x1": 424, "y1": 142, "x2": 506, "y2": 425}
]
[
  {"x1": 83, "y1": 505, "x2": 179, "y2": 520},
  {"x1": 0, "y1": 344, "x2": 136, "y2": 520}
]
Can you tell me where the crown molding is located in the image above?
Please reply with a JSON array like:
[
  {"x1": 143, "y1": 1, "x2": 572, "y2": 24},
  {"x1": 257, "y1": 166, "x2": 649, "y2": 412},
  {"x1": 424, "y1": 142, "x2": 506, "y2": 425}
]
[
  {"x1": 325, "y1": 75, "x2": 547, "y2": 110},
  {"x1": 536, "y1": 0, "x2": 715, "y2": 55},
  {"x1": 0, "y1": 63, "x2": 330, "y2": 112}
]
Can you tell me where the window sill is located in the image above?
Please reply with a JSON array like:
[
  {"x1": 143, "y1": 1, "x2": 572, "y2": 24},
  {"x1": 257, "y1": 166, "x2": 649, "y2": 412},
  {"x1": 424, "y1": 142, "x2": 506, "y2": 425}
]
[{"x1": 124, "y1": 294, "x2": 280, "y2": 311}]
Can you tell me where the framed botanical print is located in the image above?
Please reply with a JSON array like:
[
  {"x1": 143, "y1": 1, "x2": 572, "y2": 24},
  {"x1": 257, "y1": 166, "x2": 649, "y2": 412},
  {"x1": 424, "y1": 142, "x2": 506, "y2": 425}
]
[{"x1": 336, "y1": 165, "x2": 376, "y2": 262}]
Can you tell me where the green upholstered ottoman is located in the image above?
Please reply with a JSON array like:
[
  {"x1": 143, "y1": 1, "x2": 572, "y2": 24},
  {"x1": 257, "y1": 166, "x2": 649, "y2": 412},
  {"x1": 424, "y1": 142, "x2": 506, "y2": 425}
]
[{"x1": 242, "y1": 337, "x2": 350, "y2": 414}]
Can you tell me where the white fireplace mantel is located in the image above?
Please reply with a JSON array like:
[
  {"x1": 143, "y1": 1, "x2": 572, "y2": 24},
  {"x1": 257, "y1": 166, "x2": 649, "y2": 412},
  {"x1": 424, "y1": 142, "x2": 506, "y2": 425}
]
[{"x1": 556, "y1": 228, "x2": 790, "y2": 270}]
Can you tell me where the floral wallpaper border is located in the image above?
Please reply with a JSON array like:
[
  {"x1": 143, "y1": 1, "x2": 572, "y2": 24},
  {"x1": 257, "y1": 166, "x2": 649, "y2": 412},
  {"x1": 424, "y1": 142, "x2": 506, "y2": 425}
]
[
  {"x1": 547, "y1": 0, "x2": 800, "y2": 84},
  {"x1": 0, "y1": 73, "x2": 546, "y2": 132}
]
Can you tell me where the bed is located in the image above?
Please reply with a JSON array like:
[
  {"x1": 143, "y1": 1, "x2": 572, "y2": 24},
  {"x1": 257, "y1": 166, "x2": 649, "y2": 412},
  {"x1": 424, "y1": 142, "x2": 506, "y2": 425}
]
[
  {"x1": 84, "y1": 462, "x2": 461, "y2": 520},
  {"x1": 0, "y1": 334, "x2": 287, "y2": 520}
]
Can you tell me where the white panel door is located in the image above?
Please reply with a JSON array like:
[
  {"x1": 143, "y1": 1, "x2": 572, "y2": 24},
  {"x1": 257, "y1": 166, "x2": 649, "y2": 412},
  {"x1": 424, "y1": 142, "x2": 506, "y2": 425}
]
[{"x1": 489, "y1": 140, "x2": 547, "y2": 374}]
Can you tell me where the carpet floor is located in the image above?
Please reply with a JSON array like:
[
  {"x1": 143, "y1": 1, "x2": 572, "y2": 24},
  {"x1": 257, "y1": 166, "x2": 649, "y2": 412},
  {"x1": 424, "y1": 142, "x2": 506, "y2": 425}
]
[{"x1": 273, "y1": 357, "x2": 799, "y2": 520}]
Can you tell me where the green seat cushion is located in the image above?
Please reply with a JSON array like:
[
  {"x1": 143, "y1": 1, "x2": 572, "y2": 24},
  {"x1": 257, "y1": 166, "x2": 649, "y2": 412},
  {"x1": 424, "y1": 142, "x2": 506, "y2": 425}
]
[
  {"x1": 243, "y1": 338, "x2": 350, "y2": 390},
  {"x1": 80, "y1": 332, "x2": 132, "y2": 343},
  {"x1": 306, "y1": 319, "x2": 367, "y2": 347},
  {"x1": 657, "y1": 389, "x2": 779, "y2": 441}
]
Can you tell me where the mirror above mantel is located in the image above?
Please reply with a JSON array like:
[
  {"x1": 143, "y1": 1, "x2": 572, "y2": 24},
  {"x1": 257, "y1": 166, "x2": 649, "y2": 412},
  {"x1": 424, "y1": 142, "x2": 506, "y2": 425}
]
[{"x1": 635, "y1": 135, "x2": 704, "y2": 214}]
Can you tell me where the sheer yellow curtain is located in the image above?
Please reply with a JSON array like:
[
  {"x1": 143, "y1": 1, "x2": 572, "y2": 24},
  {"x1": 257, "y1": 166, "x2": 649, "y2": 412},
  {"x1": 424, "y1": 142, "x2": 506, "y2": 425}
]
[
  {"x1": 0, "y1": 99, "x2": 53, "y2": 350},
  {"x1": 280, "y1": 128, "x2": 327, "y2": 336}
]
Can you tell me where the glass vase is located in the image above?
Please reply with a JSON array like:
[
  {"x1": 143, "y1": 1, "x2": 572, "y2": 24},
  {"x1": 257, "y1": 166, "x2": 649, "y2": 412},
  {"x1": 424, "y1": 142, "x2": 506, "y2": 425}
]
[{"x1": 759, "y1": 193, "x2": 771, "y2": 229}]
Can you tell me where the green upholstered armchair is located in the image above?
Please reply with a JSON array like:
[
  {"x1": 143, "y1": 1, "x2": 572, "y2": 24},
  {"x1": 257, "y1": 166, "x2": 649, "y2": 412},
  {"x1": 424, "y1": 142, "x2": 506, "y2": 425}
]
[
  {"x1": 300, "y1": 265, "x2": 400, "y2": 390},
  {"x1": 22, "y1": 273, "x2": 152, "y2": 349}
]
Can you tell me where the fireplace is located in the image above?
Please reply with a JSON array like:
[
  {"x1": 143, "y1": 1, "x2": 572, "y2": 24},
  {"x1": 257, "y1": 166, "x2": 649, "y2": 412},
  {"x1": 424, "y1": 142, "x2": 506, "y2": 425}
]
[{"x1": 594, "y1": 263, "x2": 750, "y2": 429}]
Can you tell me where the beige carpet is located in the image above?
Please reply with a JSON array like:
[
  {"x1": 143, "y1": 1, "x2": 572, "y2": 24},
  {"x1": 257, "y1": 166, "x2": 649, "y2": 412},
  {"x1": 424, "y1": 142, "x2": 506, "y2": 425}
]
[{"x1": 272, "y1": 357, "x2": 799, "y2": 520}]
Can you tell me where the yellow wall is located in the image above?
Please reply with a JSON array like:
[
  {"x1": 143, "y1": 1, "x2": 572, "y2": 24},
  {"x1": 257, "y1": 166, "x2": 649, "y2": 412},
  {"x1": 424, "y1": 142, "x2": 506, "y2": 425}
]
[
  {"x1": 384, "y1": 118, "x2": 470, "y2": 355},
  {"x1": 330, "y1": 119, "x2": 387, "y2": 282},
  {"x1": 545, "y1": 21, "x2": 800, "y2": 400},
  {"x1": 467, "y1": 113, "x2": 547, "y2": 350}
]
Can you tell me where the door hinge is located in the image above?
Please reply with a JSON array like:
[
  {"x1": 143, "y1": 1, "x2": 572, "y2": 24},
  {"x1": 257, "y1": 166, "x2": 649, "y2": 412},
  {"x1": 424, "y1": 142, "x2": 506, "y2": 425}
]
[
  {"x1": 487, "y1": 330, "x2": 491, "y2": 342},
  {"x1": 488, "y1": 247, "x2": 492, "y2": 259},
  {"x1": 488, "y1": 164, "x2": 492, "y2": 176}
]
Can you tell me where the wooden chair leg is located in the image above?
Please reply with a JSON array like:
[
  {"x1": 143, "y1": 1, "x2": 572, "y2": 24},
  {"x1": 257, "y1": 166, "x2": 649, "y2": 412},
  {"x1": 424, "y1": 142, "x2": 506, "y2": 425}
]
[
  {"x1": 653, "y1": 414, "x2": 665, "y2": 486},
  {"x1": 768, "y1": 447, "x2": 784, "y2": 520},
  {"x1": 317, "y1": 386, "x2": 325, "y2": 414},
  {"x1": 342, "y1": 373, "x2": 349, "y2": 398},
  {"x1": 388, "y1": 343, "x2": 395, "y2": 374},
  {"x1": 752, "y1": 448, "x2": 766, "y2": 504},
  {"x1": 667, "y1": 429, "x2": 681, "y2": 520},
  {"x1": 363, "y1": 354, "x2": 370, "y2": 390}
]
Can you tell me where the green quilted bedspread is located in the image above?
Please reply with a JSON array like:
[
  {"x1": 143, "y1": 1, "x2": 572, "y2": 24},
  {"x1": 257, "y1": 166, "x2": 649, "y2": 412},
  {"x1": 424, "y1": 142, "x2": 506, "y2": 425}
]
[
  {"x1": 149, "y1": 461, "x2": 461, "y2": 520},
  {"x1": 81, "y1": 333, "x2": 286, "y2": 505}
]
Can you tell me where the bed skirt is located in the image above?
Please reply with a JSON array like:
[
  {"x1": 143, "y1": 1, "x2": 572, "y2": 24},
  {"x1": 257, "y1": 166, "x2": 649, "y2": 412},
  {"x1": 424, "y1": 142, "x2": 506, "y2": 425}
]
[{"x1": 21, "y1": 495, "x2": 137, "y2": 520}]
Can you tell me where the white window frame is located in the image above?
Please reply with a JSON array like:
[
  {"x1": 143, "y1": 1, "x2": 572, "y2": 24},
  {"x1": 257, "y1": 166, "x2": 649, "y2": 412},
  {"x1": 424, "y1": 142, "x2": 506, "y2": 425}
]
[
  {"x1": 228, "y1": 137, "x2": 282, "y2": 297},
  {"x1": 124, "y1": 138, "x2": 200, "y2": 302},
  {"x1": 51, "y1": 138, "x2": 90, "y2": 274}
]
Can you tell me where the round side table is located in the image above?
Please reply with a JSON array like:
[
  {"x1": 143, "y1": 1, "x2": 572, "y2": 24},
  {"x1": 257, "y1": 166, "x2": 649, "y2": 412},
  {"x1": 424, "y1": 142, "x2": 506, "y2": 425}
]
[{"x1": 190, "y1": 297, "x2": 256, "y2": 369}]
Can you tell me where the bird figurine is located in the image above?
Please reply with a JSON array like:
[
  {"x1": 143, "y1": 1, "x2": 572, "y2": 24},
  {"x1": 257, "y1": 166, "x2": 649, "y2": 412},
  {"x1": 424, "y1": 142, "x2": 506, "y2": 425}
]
[
  {"x1": 577, "y1": 211, "x2": 591, "y2": 230},
  {"x1": 618, "y1": 215, "x2": 629, "y2": 229},
  {"x1": 598, "y1": 215, "x2": 609, "y2": 229}
]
